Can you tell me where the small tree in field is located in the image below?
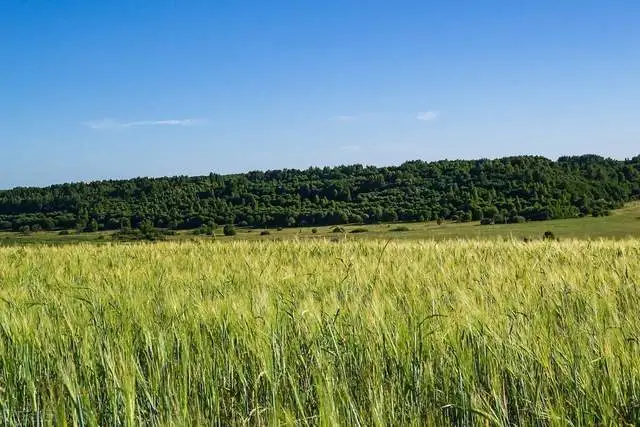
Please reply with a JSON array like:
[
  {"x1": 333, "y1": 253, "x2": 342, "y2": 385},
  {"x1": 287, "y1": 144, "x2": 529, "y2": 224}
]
[
  {"x1": 139, "y1": 219, "x2": 155, "y2": 235},
  {"x1": 223, "y1": 225, "x2": 236, "y2": 236}
]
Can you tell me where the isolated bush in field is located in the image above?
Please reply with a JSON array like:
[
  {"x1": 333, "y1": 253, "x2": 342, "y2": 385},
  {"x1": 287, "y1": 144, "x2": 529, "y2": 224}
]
[
  {"x1": 311, "y1": 228, "x2": 318, "y2": 234},
  {"x1": 350, "y1": 228, "x2": 368, "y2": 233},
  {"x1": 543, "y1": 231, "x2": 556, "y2": 240},
  {"x1": 493, "y1": 213, "x2": 507, "y2": 224},
  {"x1": 391, "y1": 226, "x2": 410, "y2": 232},
  {"x1": 58, "y1": 230, "x2": 70, "y2": 236},
  {"x1": 19, "y1": 225, "x2": 31, "y2": 235},
  {"x1": 436, "y1": 218, "x2": 443, "y2": 225},
  {"x1": 277, "y1": 227, "x2": 283, "y2": 231},
  {"x1": 509, "y1": 215, "x2": 526, "y2": 224},
  {"x1": 223, "y1": 225, "x2": 236, "y2": 236},
  {"x1": 480, "y1": 218, "x2": 495, "y2": 225},
  {"x1": 260, "y1": 230, "x2": 271, "y2": 236},
  {"x1": 139, "y1": 219, "x2": 155, "y2": 235},
  {"x1": 332, "y1": 227, "x2": 346, "y2": 233}
]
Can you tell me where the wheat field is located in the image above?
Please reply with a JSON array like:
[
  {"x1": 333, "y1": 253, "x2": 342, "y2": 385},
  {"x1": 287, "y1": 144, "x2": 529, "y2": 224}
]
[{"x1": 1, "y1": 239, "x2": 639, "y2": 425}]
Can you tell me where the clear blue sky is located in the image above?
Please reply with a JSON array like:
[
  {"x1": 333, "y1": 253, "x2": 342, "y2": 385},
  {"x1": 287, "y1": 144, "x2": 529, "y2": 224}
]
[{"x1": 1, "y1": 0, "x2": 639, "y2": 188}]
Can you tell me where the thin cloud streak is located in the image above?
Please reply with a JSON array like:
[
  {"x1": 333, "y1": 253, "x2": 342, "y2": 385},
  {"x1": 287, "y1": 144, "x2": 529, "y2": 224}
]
[
  {"x1": 416, "y1": 111, "x2": 438, "y2": 121},
  {"x1": 85, "y1": 118, "x2": 206, "y2": 129}
]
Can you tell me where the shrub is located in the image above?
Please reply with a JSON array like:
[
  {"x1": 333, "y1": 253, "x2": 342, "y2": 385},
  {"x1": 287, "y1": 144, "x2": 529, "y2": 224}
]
[
  {"x1": 493, "y1": 214, "x2": 506, "y2": 224},
  {"x1": 391, "y1": 226, "x2": 410, "y2": 232},
  {"x1": 88, "y1": 219, "x2": 99, "y2": 232},
  {"x1": 332, "y1": 227, "x2": 346, "y2": 233},
  {"x1": 480, "y1": 218, "x2": 495, "y2": 225},
  {"x1": 277, "y1": 227, "x2": 283, "y2": 232},
  {"x1": 543, "y1": 231, "x2": 556, "y2": 241},
  {"x1": 19, "y1": 225, "x2": 31, "y2": 235},
  {"x1": 223, "y1": 225, "x2": 236, "y2": 236},
  {"x1": 112, "y1": 228, "x2": 166, "y2": 242},
  {"x1": 311, "y1": 228, "x2": 318, "y2": 234},
  {"x1": 436, "y1": 218, "x2": 443, "y2": 225},
  {"x1": 58, "y1": 230, "x2": 71, "y2": 236},
  {"x1": 350, "y1": 228, "x2": 368, "y2": 234},
  {"x1": 260, "y1": 230, "x2": 271, "y2": 236},
  {"x1": 509, "y1": 216, "x2": 526, "y2": 224}
]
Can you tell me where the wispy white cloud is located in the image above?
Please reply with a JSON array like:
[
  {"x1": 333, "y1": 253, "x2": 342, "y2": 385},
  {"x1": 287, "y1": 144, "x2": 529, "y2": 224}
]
[
  {"x1": 84, "y1": 118, "x2": 206, "y2": 130},
  {"x1": 331, "y1": 115, "x2": 357, "y2": 122},
  {"x1": 416, "y1": 111, "x2": 438, "y2": 121}
]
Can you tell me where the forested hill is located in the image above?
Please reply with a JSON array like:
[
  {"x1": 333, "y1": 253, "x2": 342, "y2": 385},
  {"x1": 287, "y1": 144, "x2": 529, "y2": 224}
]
[{"x1": 1, "y1": 155, "x2": 639, "y2": 232}]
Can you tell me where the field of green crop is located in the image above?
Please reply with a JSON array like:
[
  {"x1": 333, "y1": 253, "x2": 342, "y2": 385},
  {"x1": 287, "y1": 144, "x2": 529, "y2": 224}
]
[{"x1": 1, "y1": 239, "x2": 640, "y2": 425}]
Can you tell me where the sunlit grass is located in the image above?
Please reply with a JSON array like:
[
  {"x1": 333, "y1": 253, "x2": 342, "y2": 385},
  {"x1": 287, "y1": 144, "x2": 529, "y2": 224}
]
[{"x1": 0, "y1": 239, "x2": 639, "y2": 424}]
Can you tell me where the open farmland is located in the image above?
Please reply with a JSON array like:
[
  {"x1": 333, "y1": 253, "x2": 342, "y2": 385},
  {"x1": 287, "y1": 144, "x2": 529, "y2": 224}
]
[
  {"x1": 1, "y1": 239, "x2": 639, "y2": 425},
  {"x1": 1, "y1": 202, "x2": 639, "y2": 245}
]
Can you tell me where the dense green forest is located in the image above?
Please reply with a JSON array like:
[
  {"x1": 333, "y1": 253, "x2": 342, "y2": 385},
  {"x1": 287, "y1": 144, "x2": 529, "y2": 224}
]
[{"x1": 1, "y1": 155, "x2": 639, "y2": 232}]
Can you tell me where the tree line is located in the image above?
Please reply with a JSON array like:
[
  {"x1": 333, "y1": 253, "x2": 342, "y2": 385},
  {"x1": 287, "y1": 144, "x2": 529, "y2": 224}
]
[{"x1": 1, "y1": 154, "x2": 638, "y2": 233}]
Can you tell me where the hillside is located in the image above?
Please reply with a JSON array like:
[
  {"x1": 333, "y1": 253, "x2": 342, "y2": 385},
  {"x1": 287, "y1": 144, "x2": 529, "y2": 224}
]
[{"x1": 1, "y1": 154, "x2": 639, "y2": 233}]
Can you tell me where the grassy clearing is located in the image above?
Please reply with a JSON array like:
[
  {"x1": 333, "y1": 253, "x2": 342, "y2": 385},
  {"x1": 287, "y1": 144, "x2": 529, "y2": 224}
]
[
  {"x1": 1, "y1": 239, "x2": 640, "y2": 424},
  {"x1": 2, "y1": 203, "x2": 638, "y2": 245}
]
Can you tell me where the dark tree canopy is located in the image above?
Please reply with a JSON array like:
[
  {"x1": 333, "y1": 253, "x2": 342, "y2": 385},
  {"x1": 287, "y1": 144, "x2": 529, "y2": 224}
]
[{"x1": 1, "y1": 155, "x2": 638, "y2": 232}]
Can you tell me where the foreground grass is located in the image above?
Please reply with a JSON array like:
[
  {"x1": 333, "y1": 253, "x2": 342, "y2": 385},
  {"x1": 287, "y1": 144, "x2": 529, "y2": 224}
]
[{"x1": 1, "y1": 239, "x2": 639, "y2": 425}]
